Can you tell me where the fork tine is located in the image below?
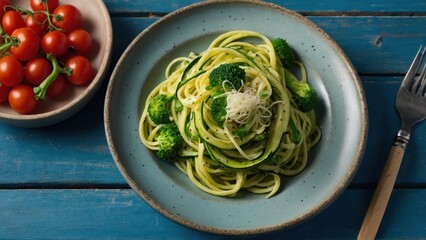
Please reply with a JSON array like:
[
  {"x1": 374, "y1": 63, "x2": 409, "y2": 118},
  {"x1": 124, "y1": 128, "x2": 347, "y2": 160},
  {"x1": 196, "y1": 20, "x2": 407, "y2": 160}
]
[
  {"x1": 416, "y1": 63, "x2": 426, "y2": 95},
  {"x1": 401, "y1": 45, "x2": 425, "y2": 90}
]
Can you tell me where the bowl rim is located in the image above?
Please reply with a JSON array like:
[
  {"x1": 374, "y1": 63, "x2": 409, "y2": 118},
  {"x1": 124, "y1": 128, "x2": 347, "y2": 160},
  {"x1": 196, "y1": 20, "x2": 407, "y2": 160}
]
[
  {"x1": 104, "y1": 0, "x2": 368, "y2": 235},
  {"x1": 0, "y1": 0, "x2": 113, "y2": 128}
]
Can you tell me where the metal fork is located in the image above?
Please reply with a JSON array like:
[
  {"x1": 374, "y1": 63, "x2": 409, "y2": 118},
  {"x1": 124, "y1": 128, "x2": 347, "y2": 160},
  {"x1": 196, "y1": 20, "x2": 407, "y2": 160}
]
[{"x1": 358, "y1": 45, "x2": 426, "y2": 240}]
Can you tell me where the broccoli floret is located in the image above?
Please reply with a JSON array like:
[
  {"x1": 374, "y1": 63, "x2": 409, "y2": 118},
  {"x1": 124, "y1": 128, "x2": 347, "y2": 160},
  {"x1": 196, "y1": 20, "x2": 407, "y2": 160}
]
[
  {"x1": 209, "y1": 63, "x2": 245, "y2": 90},
  {"x1": 155, "y1": 123, "x2": 183, "y2": 161},
  {"x1": 285, "y1": 71, "x2": 317, "y2": 112},
  {"x1": 210, "y1": 96, "x2": 227, "y2": 125},
  {"x1": 148, "y1": 94, "x2": 172, "y2": 124},
  {"x1": 272, "y1": 38, "x2": 295, "y2": 68}
]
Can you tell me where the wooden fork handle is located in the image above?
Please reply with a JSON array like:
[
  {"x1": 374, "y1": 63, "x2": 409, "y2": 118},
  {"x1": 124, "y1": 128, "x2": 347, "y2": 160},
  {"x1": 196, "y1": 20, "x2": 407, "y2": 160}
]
[{"x1": 357, "y1": 145, "x2": 405, "y2": 240}]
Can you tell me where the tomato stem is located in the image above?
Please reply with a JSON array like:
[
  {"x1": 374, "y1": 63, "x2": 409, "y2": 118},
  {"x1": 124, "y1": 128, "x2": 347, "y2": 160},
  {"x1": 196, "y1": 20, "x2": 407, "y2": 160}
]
[
  {"x1": 33, "y1": 53, "x2": 72, "y2": 100},
  {"x1": 46, "y1": 14, "x2": 62, "y2": 32},
  {"x1": 0, "y1": 41, "x2": 12, "y2": 52},
  {"x1": 6, "y1": 5, "x2": 63, "y2": 32},
  {"x1": 0, "y1": 37, "x2": 19, "y2": 57}
]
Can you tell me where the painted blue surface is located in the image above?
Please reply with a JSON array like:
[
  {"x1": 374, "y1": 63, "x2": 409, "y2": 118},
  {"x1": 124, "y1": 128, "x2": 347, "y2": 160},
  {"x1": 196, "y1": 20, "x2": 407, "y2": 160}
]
[
  {"x1": 0, "y1": 189, "x2": 425, "y2": 239},
  {"x1": 1, "y1": 0, "x2": 426, "y2": 239},
  {"x1": 103, "y1": 0, "x2": 426, "y2": 13}
]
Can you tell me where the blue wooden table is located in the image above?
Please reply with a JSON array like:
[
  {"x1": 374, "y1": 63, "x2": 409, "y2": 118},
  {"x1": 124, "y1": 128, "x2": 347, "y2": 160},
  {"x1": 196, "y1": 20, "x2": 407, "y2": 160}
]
[{"x1": 1, "y1": 1, "x2": 426, "y2": 239}]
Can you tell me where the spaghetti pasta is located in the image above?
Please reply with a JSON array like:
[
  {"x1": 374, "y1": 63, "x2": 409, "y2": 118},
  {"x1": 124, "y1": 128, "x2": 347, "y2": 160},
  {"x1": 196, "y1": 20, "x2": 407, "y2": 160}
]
[{"x1": 139, "y1": 30, "x2": 321, "y2": 198}]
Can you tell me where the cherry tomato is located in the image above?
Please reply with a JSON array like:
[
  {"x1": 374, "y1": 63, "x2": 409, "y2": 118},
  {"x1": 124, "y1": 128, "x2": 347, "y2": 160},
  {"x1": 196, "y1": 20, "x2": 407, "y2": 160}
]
[
  {"x1": 46, "y1": 74, "x2": 66, "y2": 98},
  {"x1": 51, "y1": 5, "x2": 82, "y2": 33},
  {"x1": 25, "y1": 12, "x2": 48, "y2": 36},
  {"x1": 0, "y1": 83, "x2": 10, "y2": 103},
  {"x1": 41, "y1": 30, "x2": 69, "y2": 56},
  {"x1": 25, "y1": 58, "x2": 52, "y2": 86},
  {"x1": 65, "y1": 55, "x2": 93, "y2": 85},
  {"x1": 10, "y1": 28, "x2": 41, "y2": 61},
  {"x1": 68, "y1": 29, "x2": 92, "y2": 56},
  {"x1": 2, "y1": 10, "x2": 25, "y2": 36},
  {"x1": 30, "y1": 0, "x2": 59, "y2": 13},
  {"x1": 8, "y1": 85, "x2": 37, "y2": 114},
  {"x1": 0, "y1": 55, "x2": 24, "y2": 87},
  {"x1": 0, "y1": 0, "x2": 11, "y2": 20}
]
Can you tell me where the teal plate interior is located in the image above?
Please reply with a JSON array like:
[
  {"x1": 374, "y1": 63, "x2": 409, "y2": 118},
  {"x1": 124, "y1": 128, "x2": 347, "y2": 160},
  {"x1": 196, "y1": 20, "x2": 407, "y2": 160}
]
[{"x1": 104, "y1": 0, "x2": 368, "y2": 235}]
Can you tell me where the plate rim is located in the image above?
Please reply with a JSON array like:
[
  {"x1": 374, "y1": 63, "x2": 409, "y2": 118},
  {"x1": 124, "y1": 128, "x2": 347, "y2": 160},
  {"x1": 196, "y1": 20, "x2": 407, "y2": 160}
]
[{"x1": 104, "y1": 0, "x2": 368, "y2": 235}]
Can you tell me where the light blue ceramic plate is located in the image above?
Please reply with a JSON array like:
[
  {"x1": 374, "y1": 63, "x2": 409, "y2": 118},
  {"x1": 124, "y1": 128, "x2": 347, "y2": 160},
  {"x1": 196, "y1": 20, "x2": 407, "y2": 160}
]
[{"x1": 104, "y1": 0, "x2": 368, "y2": 235}]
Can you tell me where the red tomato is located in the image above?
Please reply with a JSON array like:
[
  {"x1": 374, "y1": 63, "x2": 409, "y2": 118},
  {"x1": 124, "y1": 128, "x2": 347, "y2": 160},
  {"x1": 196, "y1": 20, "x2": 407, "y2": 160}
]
[
  {"x1": 65, "y1": 55, "x2": 93, "y2": 85},
  {"x1": 46, "y1": 74, "x2": 66, "y2": 98},
  {"x1": 25, "y1": 12, "x2": 48, "y2": 36},
  {"x1": 0, "y1": 55, "x2": 24, "y2": 87},
  {"x1": 25, "y1": 58, "x2": 52, "y2": 86},
  {"x1": 0, "y1": 0, "x2": 11, "y2": 20},
  {"x1": 51, "y1": 5, "x2": 82, "y2": 33},
  {"x1": 0, "y1": 83, "x2": 10, "y2": 103},
  {"x1": 30, "y1": 0, "x2": 59, "y2": 13},
  {"x1": 68, "y1": 29, "x2": 92, "y2": 56},
  {"x1": 10, "y1": 28, "x2": 41, "y2": 61},
  {"x1": 41, "y1": 30, "x2": 69, "y2": 56},
  {"x1": 8, "y1": 85, "x2": 38, "y2": 114},
  {"x1": 2, "y1": 10, "x2": 25, "y2": 36}
]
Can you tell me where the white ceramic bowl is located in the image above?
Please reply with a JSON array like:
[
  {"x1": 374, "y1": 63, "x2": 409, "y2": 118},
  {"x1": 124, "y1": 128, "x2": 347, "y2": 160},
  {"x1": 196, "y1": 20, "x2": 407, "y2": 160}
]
[{"x1": 0, "y1": 0, "x2": 112, "y2": 128}]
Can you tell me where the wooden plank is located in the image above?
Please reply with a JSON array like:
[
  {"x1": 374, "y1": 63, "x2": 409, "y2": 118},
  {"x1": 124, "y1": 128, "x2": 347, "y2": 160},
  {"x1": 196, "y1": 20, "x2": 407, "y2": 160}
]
[
  {"x1": 2, "y1": 17, "x2": 426, "y2": 185},
  {"x1": 0, "y1": 92, "x2": 124, "y2": 185},
  {"x1": 310, "y1": 16, "x2": 426, "y2": 74},
  {"x1": 0, "y1": 66, "x2": 426, "y2": 185},
  {"x1": 0, "y1": 2, "x2": 423, "y2": 240},
  {"x1": 0, "y1": 189, "x2": 424, "y2": 239},
  {"x1": 351, "y1": 77, "x2": 426, "y2": 186},
  {"x1": 103, "y1": 0, "x2": 426, "y2": 14},
  {"x1": 109, "y1": 18, "x2": 157, "y2": 63},
  {"x1": 1, "y1": 81, "x2": 426, "y2": 185},
  {"x1": 107, "y1": 17, "x2": 426, "y2": 75}
]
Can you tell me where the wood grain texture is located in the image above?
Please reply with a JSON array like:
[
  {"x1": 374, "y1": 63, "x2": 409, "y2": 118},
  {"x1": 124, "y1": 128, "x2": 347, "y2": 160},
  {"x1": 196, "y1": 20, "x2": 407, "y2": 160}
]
[
  {"x1": 358, "y1": 146, "x2": 405, "y2": 240},
  {"x1": 0, "y1": 189, "x2": 424, "y2": 239},
  {"x1": 355, "y1": 77, "x2": 426, "y2": 186},
  {"x1": 1, "y1": 1, "x2": 426, "y2": 239},
  {"x1": 103, "y1": 0, "x2": 426, "y2": 14},
  {"x1": 311, "y1": 16, "x2": 426, "y2": 74},
  {"x1": 106, "y1": 17, "x2": 426, "y2": 74},
  {"x1": 2, "y1": 77, "x2": 426, "y2": 185}
]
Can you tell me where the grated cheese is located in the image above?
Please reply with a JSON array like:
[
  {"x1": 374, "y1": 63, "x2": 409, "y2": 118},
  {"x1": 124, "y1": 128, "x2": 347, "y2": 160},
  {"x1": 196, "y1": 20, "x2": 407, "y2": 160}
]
[{"x1": 226, "y1": 88, "x2": 261, "y2": 124}]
